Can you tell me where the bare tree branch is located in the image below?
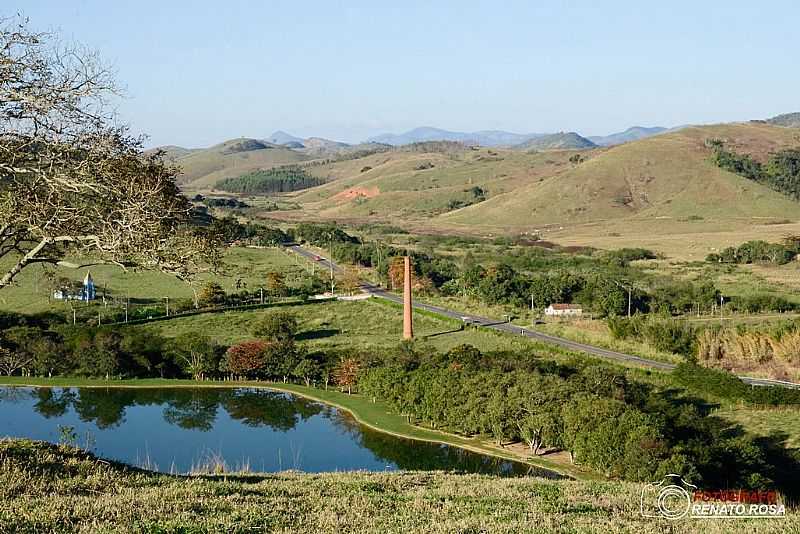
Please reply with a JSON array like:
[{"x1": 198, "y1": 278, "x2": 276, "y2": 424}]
[{"x1": 0, "y1": 17, "x2": 218, "y2": 290}]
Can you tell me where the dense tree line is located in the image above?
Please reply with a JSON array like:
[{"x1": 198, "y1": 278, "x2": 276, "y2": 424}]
[
  {"x1": 216, "y1": 167, "x2": 325, "y2": 195},
  {"x1": 356, "y1": 343, "x2": 799, "y2": 493},
  {"x1": 710, "y1": 139, "x2": 800, "y2": 200},
  {"x1": 706, "y1": 240, "x2": 798, "y2": 265},
  {"x1": 0, "y1": 311, "x2": 325, "y2": 382},
  {"x1": 208, "y1": 216, "x2": 290, "y2": 246},
  {"x1": 194, "y1": 195, "x2": 250, "y2": 209},
  {"x1": 290, "y1": 223, "x2": 458, "y2": 290},
  {"x1": 674, "y1": 363, "x2": 800, "y2": 406}
]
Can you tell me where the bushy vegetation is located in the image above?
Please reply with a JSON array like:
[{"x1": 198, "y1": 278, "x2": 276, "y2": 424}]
[
  {"x1": 0, "y1": 310, "x2": 327, "y2": 383},
  {"x1": 357, "y1": 343, "x2": 800, "y2": 493},
  {"x1": 710, "y1": 139, "x2": 800, "y2": 200},
  {"x1": 208, "y1": 216, "x2": 290, "y2": 245},
  {"x1": 674, "y1": 363, "x2": 800, "y2": 406},
  {"x1": 706, "y1": 239, "x2": 798, "y2": 265},
  {"x1": 196, "y1": 195, "x2": 249, "y2": 209},
  {"x1": 293, "y1": 224, "x2": 745, "y2": 317},
  {"x1": 607, "y1": 315, "x2": 696, "y2": 356},
  {"x1": 446, "y1": 186, "x2": 487, "y2": 211},
  {"x1": 216, "y1": 166, "x2": 325, "y2": 194}
]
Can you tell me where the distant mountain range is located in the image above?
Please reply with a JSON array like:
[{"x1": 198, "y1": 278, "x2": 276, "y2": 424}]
[
  {"x1": 766, "y1": 112, "x2": 800, "y2": 128},
  {"x1": 588, "y1": 126, "x2": 668, "y2": 146},
  {"x1": 266, "y1": 131, "x2": 304, "y2": 145},
  {"x1": 367, "y1": 127, "x2": 548, "y2": 147},
  {"x1": 366, "y1": 125, "x2": 670, "y2": 148}
]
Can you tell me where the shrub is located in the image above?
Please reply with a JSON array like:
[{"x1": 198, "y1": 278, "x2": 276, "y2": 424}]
[
  {"x1": 222, "y1": 340, "x2": 268, "y2": 378},
  {"x1": 673, "y1": 363, "x2": 800, "y2": 405}
]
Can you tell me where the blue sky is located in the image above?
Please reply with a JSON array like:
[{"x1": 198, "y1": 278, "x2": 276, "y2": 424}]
[{"x1": 8, "y1": 1, "x2": 799, "y2": 147}]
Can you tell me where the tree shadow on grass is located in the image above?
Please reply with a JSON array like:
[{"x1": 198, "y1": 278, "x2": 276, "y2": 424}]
[
  {"x1": 296, "y1": 329, "x2": 340, "y2": 341},
  {"x1": 422, "y1": 327, "x2": 465, "y2": 339}
]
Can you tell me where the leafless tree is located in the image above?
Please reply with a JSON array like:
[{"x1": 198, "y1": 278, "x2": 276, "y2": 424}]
[
  {"x1": 0, "y1": 17, "x2": 218, "y2": 290},
  {"x1": 0, "y1": 345, "x2": 31, "y2": 376}
]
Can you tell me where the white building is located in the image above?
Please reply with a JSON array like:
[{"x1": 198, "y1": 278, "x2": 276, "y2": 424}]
[
  {"x1": 53, "y1": 271, "x2": 97, "y2": 301},
  {"x1": 544, "y1": 303, "x2": 583, "y2": 317}
]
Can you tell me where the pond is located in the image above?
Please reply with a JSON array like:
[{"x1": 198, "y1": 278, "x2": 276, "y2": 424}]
[{"x1": 0, "y1": 386, "x2": 560, "y2": 477}]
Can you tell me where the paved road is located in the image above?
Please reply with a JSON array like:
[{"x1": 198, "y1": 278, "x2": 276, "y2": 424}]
[{"x1": 287, "y1": 245, "x2": 800, "y2": 390}]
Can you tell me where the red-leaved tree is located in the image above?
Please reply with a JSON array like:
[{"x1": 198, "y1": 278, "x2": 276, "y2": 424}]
[{"x1": 223, "y1": 340, "x2": 267, "y2": 379}]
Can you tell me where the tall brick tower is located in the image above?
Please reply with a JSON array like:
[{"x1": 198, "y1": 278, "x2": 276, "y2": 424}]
[{"x1": 403, "y1": 256, "x2": 413, "y2": 339}]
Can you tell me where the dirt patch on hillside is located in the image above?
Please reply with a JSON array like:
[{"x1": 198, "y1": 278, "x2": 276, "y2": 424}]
[{"x1": 334, "y1": 186, "x2": 380, "y2": 201}]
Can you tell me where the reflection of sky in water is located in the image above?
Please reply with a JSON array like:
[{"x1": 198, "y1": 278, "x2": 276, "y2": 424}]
[{"x1": 0, "y1": 387, "x2": 557, "y2": 477}]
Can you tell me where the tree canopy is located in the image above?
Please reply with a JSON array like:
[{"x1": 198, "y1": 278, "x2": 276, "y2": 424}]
[{"x1": 0, "y1": 18, "x2": 218, "y2": 290}]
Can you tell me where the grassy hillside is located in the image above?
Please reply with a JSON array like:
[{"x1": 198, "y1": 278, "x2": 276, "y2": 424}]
[
  {"x1": 440, "y1": 123, "x2": 800, "y2": 232},
  {"x1": 516, "y1": 132, "x2": 596, "y2": 150},
  {"x1": 266, "y1": 123, "x2": 800, "y2": 242},
  {"x1": 588, "y1": 126, "x2": 668, "y2": 147},
  {"x1": 281, "y1": 147, "x2": 583, "y2": 221},
  {"x1": 2, "y1": 439, "x2": 792, "y2": 533},
  {"x1": 0, "y1": 247, "x2": 303, "y2": 314},
  {"x1": 168, "y1": 138, "x2": 310, "y2": 190}
]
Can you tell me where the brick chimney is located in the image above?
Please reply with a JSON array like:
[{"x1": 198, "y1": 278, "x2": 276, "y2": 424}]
[{"x1": 403, "y1": 256, "x2": 413, "y2": 339}]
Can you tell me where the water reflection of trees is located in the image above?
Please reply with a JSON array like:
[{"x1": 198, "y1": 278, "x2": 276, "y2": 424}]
[
  {"x1": 326, "y1": 409, "x2": 562, "y2": 478},
  {"x1": 23, "y1": 387, "x2": 562, "y2": 477},
  {"x1": 30, "y1": 387, "x2": 322, "y2": 432}
]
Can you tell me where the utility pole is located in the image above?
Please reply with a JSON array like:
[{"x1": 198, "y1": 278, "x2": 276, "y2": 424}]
[
  {"x1": 403, "y1": 256, "x2": 413, "y2": 340},
  {"x1": 260, "y1": 287, "x2": 264, "y2": 304},
  {"x1": 125, "y1": 296, "x2": 129, "y2": 323},
  {"x1": 627, "y1": 287, "x2": 632, "y2": 318},
  {"x1": 376, "y1": 240, "x2": 383, "y2": 288},
  {"x1": 164, "y1": 296, "x2": 170, "y2": 317},
  {"x1": 328, "y1": 232, "x2": 335, "y2": 295}
]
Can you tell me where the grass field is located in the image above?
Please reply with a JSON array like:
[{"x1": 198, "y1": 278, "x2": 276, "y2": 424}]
[
  {"x1": 140, "y1": 297, "x2": 562, "y2": 356},
  {"x1": 0, "y1": 246, "x2": 307, "y2": 315},
  {"x1": 1, "y1": 439, "x2": 795, "y2": 533},
  {"x1": 288, "y1": 148, "x2": 581, "y2": 220},
  {"x1": 714, "y1": 406, "x2": 800, "y2": 449}
]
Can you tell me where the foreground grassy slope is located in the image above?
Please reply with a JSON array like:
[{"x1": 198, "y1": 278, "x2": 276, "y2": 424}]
[{"x1": 1, "y1": 439, "x2": 793, "y2": 533}]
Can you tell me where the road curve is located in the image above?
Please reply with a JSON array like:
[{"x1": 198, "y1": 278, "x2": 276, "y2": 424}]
[{"x1": 286, "y1": 245, "x2": 800, "y2": 390}]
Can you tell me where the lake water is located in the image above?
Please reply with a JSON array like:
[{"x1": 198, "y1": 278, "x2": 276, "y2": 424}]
[{"x1": 0, "y1": 386, "x2": 559, "y2": 477}]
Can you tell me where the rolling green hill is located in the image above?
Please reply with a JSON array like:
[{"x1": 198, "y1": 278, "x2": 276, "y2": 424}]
[
  {"x1": 161, "y1": 138, "x2": 310, "y2": 190},
  {"x1": 284, "y1": 146, "x2": 584, "y2": 220},
  {"x1": 438, "y1": 123, "x2": 800, "y2": 229},
  {"x1": 256, "y1": 123, "x2": 800, "y2": 258},
  {"x1": 516, "y1": 132, "x2": 596, "y2": 150},
  {"x1": 274, "y1": 123, "x2": 800, "y2": 227}
]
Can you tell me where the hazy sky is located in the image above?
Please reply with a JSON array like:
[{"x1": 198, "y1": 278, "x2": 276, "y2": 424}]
[{"x1": 8, "y1": 1, "x2": 799, "y2": 147}]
